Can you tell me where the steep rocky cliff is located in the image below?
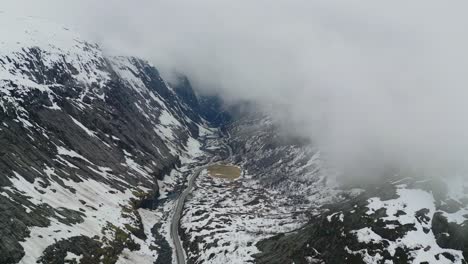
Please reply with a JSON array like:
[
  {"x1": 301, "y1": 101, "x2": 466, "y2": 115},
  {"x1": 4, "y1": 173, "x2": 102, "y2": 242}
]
[{"x1": 0, "y1": 16, "x2": 212, "y2": 264}]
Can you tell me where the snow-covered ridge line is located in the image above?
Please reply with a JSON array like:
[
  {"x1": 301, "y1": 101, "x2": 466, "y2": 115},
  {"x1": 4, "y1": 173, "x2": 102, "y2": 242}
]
[
  {"x1": 0, "y1": 15, "x2": 213, "y2": 264},
  {"x1": 0, "y1": 15, "x2": 110, "y2": 89}
]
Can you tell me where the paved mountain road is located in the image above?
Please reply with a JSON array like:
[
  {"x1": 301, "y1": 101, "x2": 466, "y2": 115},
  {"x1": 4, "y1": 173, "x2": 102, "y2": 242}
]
[{"x1": 170, "y1": 133, "x2": 233, "y2": 264}]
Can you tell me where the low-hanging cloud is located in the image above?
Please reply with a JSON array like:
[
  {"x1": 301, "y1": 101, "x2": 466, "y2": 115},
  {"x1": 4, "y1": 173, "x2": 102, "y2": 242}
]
[{"x1": 5, "y1": 0, "x2": 468, "y2": 179}]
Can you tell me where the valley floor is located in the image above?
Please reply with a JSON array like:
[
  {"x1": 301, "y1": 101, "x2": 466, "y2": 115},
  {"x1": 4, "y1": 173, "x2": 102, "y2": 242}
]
[{"x1": 179, "y1": 135, "x2": 322, "y2": 264}]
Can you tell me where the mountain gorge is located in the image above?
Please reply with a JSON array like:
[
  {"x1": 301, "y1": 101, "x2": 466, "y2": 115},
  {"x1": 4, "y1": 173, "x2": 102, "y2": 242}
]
[{"x1": 0, "y1": 15, "x2": 467, "y2": 264}]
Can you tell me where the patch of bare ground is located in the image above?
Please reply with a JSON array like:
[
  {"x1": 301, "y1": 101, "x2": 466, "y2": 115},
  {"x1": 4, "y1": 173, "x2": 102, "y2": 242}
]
[{"x1": 207, "y1": 164, "x2": 241, "y2": 180}]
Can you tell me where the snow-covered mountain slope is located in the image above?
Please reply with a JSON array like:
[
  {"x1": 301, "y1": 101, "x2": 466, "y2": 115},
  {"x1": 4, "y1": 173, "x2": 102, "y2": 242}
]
[
  {"x1": 179, "y1": 111, "x2": 468, "y2": 263},
  {"x1": 216, "y1": 114, "x2": 467, "y2": 264},
  {"x1": 0, "y1": 16, "x2": 213, "y2": 264},
  {"x1": 254, "y1": 173, "x2": 468, "y2": 263},
  {"x1": 179, "y1": 113, "x2": 348, "y2": 263}
]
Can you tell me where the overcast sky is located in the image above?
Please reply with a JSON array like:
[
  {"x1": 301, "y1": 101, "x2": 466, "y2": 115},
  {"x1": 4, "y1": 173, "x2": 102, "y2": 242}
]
[{"x1": 4, "y1": 0, "x2": 468, "y2": 178}]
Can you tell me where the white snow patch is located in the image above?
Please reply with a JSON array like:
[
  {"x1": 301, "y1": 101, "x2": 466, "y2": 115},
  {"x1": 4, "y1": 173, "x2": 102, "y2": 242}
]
[
  {"x1": 123, "y1": 156, "x2": 150, "y2": 178},
  {"x1": 56, "y1": 146, "x2": 92, "y2": 164},
  {"x1": 354, "y1": 187, "x2": 466, "y2": 263},
  {"x1": 70, "y1": 116, "x2": 97, "y2": 137},
  {"x1": 186, "y1": 137, "x2": 203, "y2": 156},
  {"x1": 6, "y1": 172, "x2": 135, "y2": 264},
  {"x1": 352, "y1": 227, "x2": 383, "y2": 243},
  {"x1": 64, "y1": 252, "x2": 83, "y2": 262}
]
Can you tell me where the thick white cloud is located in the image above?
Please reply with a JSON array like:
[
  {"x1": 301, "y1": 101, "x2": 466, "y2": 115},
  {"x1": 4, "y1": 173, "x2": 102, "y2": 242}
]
[{"x1": 4, "y1": 0, "x2": 468, "y2": 178}]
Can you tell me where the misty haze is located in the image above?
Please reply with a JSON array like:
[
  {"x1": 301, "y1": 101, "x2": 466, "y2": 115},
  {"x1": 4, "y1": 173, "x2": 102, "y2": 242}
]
[{"x1": 0, "y1": 1, "x2": 467, "y2": 264}]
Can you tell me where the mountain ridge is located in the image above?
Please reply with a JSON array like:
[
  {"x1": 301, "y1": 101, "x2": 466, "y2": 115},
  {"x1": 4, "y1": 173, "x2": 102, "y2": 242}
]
[{"x1": 0, "y1": 16, "x2": 218, "y2": 263}]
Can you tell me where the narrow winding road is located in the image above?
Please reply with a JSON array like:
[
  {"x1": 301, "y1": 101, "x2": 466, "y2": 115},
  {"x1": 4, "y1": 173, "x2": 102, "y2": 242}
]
[{"x1": 170, "y1": 130, "x2": 233, "y2": 264}]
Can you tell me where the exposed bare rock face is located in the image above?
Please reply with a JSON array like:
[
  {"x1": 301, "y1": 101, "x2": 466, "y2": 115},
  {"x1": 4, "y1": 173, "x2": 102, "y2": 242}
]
[{"x1": 0, "y1": 16, "x2": 217, "y2": 264}]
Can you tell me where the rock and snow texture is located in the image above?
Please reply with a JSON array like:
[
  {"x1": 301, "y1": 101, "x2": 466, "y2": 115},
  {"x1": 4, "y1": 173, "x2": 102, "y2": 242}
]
[
  {"x1": 179, "y1": 114, "x2": 345, "y2": 263},
  {"x1": 181, "y1": 167, "x2": 308, "y2": 264},
  {"x1": 348, "y1": 183, "x2": 466, "y2": 264},
  {"x1": 0, "y1": 15, "x2": 211, "y2": 264},
  {"x1": 194, "y1": 113, "x2": 467, "y2": 264},
  {"x1": 2, "y1": 14, "x2": 467, "y2": 264},
  {"x1": 255, "y1": 175, "x2": 468, "y2": 264}
]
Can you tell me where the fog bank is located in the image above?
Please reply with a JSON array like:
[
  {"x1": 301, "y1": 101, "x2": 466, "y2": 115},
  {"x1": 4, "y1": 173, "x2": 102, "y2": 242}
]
[{"x1": 4, "y1": 0, "x2": 468, "y2": 178}]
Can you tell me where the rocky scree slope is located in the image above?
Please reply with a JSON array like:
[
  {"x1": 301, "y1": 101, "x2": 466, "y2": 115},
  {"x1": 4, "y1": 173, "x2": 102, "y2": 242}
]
[{"x1": 0, "y1": 16, "x2": 212, "y2": 264}]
